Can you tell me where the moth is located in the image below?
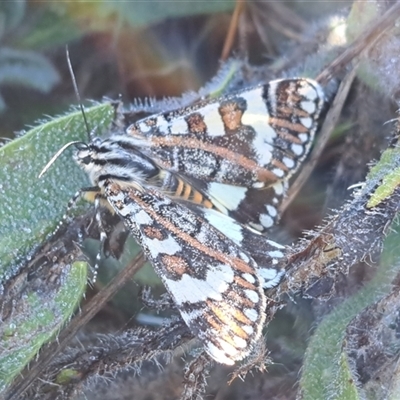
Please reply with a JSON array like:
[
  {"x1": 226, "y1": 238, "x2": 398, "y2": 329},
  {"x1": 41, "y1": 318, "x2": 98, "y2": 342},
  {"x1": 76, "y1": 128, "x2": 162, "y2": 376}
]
[{"x1": 43, "y1": 77, "x2": 325, "y2": 365}]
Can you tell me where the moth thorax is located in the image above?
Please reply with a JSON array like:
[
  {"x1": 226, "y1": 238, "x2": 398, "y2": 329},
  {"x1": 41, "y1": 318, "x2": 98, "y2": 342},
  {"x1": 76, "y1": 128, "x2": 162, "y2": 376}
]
[{"x1": 74, "y1": 140, "x2": 160, "y2": 187}]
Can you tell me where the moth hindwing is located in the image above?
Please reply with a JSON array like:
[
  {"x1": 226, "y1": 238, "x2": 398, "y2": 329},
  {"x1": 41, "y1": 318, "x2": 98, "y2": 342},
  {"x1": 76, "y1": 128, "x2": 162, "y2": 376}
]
[
  {"x1": 124, "y1": 77, "x2": 325, "y2": 232},
  {"x1": 104, "y1": 180, "x2": 266, "y2": 365}
]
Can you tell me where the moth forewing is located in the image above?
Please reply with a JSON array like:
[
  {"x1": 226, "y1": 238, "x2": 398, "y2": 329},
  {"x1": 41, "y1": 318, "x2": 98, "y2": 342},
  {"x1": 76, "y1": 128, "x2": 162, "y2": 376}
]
[
  {"x1": 125, "y1": 78, "x2": 325, "y2": 187},
  {"x1": 104, "y1": 180, "x2": 267, "y2": 365},
  {"x1": 124, "y1": 78, "x2": 325, "y2": 231}
]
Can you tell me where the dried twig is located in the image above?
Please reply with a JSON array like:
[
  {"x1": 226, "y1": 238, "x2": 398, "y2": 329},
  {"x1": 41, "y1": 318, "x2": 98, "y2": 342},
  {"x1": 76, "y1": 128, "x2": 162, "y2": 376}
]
[
  {"x1": 316, "y1": 1, "x2": 400, "y2": 85},
  {"x1": 221, "y1": 0, "x2": 246, "y2": 61}
]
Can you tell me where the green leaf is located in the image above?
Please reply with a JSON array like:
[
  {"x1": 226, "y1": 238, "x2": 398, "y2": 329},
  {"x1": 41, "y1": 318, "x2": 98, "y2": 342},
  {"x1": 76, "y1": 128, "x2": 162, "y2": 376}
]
[
  {"x1": 0, "y1": 48, "x2": 60, "y2": 113},
  {"x1": 335, "y1": 353, "x2": 360, "y2": 400},
  {"x1": 0, "y1": 103, "x2": 115, "y2": 392},
  {"x1": 16, "y1": 9, "x2": 82, "y2": 50},
  {"x1": 0, "y1": 48, "x2": 60, "y2": 92},
  {"x1": 367, "y1": 147, "x2": 400, "y2": 208},
  {"x1": 0, "y1": 261, "x2": 88, "y2": 390},
  {"x1": 0, "y1": 102, "x2": 115, "y2": 279}
]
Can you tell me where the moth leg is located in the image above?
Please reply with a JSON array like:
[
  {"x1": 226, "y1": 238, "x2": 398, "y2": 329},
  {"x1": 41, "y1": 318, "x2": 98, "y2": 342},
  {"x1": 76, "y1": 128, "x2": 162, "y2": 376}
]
[
  {"x1": 93, "y1": 192, "x2": 108, "y2": 282},
  {"x1": 140, "y1": 286, "x2": 175, "y2": 311},
  {"x1": 49, "y1": 186, "x2": 100, "y2": 240},
  {"x1": 71, "y1": 187, "x2": 109, "y2": 282},
  {"x1": 68, "y1": 186, "x2": 105, "y2": 282}
]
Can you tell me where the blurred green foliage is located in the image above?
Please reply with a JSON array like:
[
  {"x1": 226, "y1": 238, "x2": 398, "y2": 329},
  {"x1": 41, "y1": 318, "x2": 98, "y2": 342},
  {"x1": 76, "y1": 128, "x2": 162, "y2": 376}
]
[{"x1": 0, "y1": 1, "x2": 60, "y2": 112}]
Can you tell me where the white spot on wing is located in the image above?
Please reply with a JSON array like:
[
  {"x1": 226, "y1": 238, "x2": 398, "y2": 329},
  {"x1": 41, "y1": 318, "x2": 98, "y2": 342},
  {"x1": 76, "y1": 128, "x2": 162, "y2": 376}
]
[
  {"x1": 200, "y1": 103, "x2": 226, "y2": 137},
  {"x1": 244, "y1": 308, "x2": 258, "y2": 322},
  {"x1": 219, "y1": 340, "x2": 239, "y2": 356},
  {"x1": 253, "y1": 140, "x2": 274, "y2": 166},
  {"x1": 259, "y1": 269, "x2": 285, "y2": 289},
  {"x1": 144, "y1": 234, "x2": 182, "y2": 259},
  {"x1": 203, "y1": 209, "x2": 243, "y2": 245},
  {"x1": 242, "y1": 273, "x2": 255, "y2": 284},
  {"x1": 272, "y1": 181, "x2": 284, "y2": 195},
  {"x1": 169, "y1": 117, "x2": 189, "y2": 134},
  {"x1": 298, "y1": 81, "x2": 318, "y2": 100},
  {"x1": 138, "y1": 121, "x2": 151, "y2": 133},
  {"x1": 258, "y1": 267, "x2": 279, "y2": 281},
  {"x1": 267, "y1": 80, "x2": 279, "y2": 113},
  {"x1": 291, "y1": 143, "x2": 304, "y2": 156},
  {"x1": 242, "y1": 325, "x2": 254, "y2": 335},
  {"x1": 205, "y1": 342, "x2": 235, "y2": 365},
  {"x1": 266, "y1": 205, "x2": 277, "y2": 217},
  {"x1": 300, "y1": 117, "x2": 313, "y2": 128},
  {"x1": 239, "y1": 252, "x2": 250, "y2": 263},
  {"x1": 283, "y1": 157, "x2": 295, "y2": 169},
  {"x1": 135, "y1": 209, "x2": 153, "y2": 224},
  {"x1": 164, "y1": 263, "x2": 234, "y2": 306},
  {"x1": 207, "y1": 182, "x2": 247, "y2": 211},
  {"x1": 252, "y1": 182, "x2": 265, "y2": 189},
  {"x1": 268, "y1": 250, "x2": 284, "y2": 258},
  {"x1": 300, "y1": 101, "x2": 316, "y2": 114},
  {"x1": 260, "y1": 213, "x2": 274, "y2": 228},
  {"x1": 156, "y1": 116, "x2": 170, "y2": 134},
  {"x1": 272, "y1": 168, "x2": 285, "y2": 178},
  {"x1": 240, "y1": 88, "x2": 268, "y2": 116},
  {"x1": 299, "y1": 133, "x2": 309, "y2": 142},
  {"x1": 240, "y1": 88, "x2": 277, "y2": 166},
  {"x1": 244, "y1": 290, "x2": 259, "y2": 303},
  {"x1": 233, "y1": 336, "x2": 248, "y2": 349},
  {"x1": 249, "y1": 222, "x2": 264, "y2": 231}
]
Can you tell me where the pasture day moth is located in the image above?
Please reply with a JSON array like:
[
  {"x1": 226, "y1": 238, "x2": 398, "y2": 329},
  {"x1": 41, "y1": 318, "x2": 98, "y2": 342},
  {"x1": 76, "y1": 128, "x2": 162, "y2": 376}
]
[{"x1": 44, "y1": 77, "x2": 325, "y2": 364}]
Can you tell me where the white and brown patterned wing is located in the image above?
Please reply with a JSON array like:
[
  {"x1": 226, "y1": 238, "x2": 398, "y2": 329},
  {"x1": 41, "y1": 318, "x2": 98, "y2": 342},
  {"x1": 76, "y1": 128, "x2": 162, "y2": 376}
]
[
  {"x1": 126, "y1": 78, "x2": 325, "y2": 188},
  {"x1": 104, "y1": 180, "x2": 266, "y2": 365},
  {"x1": 195, "y1": 179, "x2": 289, "y2": 232},
  {"x1": 198, "y1": 208, "x2": 286, "y2": 289}
]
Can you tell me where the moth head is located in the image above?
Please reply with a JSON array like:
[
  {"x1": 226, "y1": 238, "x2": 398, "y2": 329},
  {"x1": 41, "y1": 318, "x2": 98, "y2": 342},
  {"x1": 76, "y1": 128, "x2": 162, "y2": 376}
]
[
  {"x1": 72, "y1": 137, "x2": 110, "y2": 185},
  {"x1": 73, "y1": 138, "x2": 100, "y2": 167}
]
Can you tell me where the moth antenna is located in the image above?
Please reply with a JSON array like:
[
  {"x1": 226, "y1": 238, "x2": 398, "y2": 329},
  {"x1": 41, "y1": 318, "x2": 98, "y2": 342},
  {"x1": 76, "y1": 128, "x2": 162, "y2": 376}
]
[
  {"x1": 66, "y1": 46, "x2": 92, "y2": 142},
  {"x1": 39, "y1": 141, "x2": 87, "y2": 178}
]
